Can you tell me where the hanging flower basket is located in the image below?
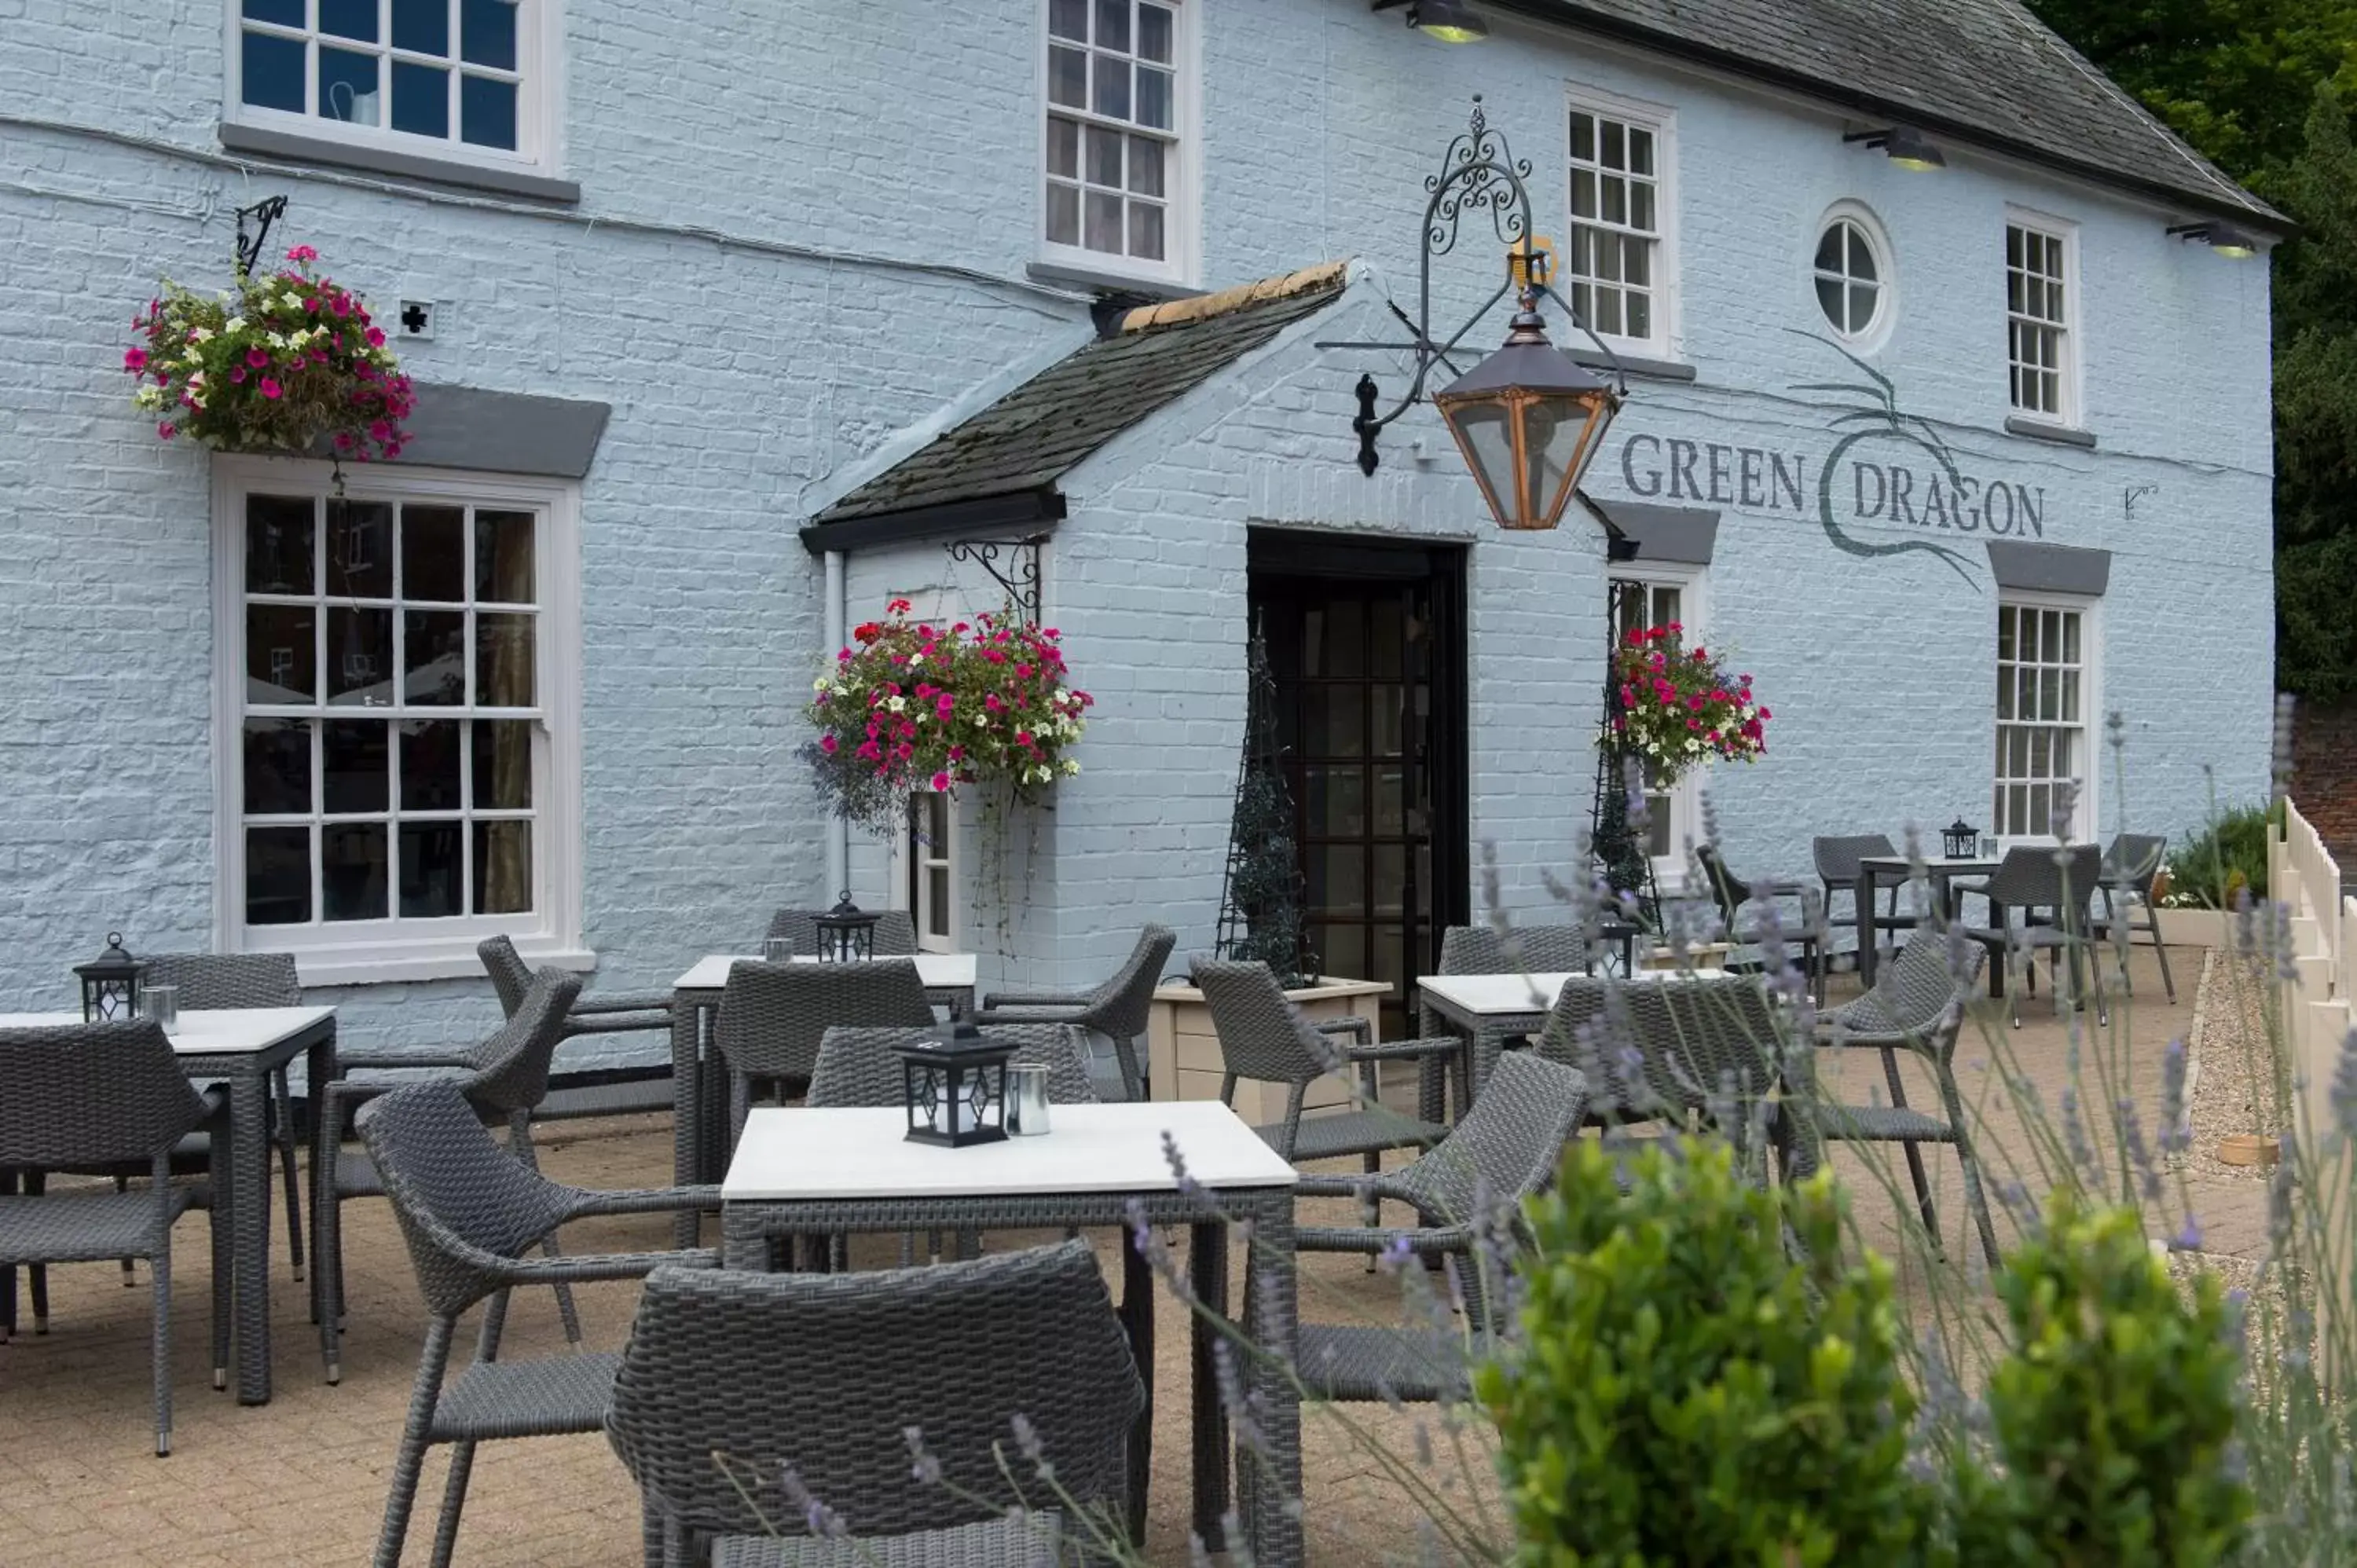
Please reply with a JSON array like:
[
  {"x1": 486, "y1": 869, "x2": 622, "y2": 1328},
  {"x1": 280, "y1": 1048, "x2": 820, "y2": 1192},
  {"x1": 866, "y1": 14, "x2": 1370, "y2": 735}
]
[
  {"x1": 124, "y1": 245, "x2": 414, "y2": 460},
  {"x1": 804, "y1": 599, "x2": 1092, "y2": 833},
  {"x1": 1609, "y1": 622, "x2": 1769, "y2": 786}
]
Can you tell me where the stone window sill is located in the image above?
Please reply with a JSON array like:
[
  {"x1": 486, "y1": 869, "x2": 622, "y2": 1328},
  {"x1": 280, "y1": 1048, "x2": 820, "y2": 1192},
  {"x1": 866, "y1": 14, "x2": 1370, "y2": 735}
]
[
  {"x1": 1025, "y1": 259, "x2": 1201, "y2": 302},
  {"x1": 1571, "y1": 348, "x2": 1699, "y2": 383},
  {"x1": 218, "y1": 122, "x2": 581, "y2": 204},
  {"x1": 292, "y1": 943, "x2": 597, "y2": 989},
  {"x1": 2004, "y1": 416, "x2": 2099, "y2": 449}
]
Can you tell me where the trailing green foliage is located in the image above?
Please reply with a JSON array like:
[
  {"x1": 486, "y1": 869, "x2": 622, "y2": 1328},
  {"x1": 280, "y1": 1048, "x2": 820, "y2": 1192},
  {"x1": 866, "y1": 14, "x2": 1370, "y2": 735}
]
[
  {"x1": 2167, "y1": 800, "x2": 2281, "y2": 907},
  {"x1": 1480, "y1": 1138, "x2": 1930, "y2": 1566},
  {"x1": 1952, "y1": 1199, "x2": 2251, "y2": 1567}
]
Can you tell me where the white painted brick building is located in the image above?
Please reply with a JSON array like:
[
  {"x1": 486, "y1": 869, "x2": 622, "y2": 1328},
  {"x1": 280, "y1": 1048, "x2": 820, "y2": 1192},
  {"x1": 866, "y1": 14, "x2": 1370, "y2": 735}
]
[{"x1": 0, "y1": 0, "x2": 2280, "y2": 1065}]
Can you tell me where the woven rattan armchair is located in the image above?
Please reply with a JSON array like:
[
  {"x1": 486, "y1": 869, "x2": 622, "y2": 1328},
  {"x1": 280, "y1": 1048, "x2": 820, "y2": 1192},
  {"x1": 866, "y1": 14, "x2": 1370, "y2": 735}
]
[
  {"x1": 1961, "y1": 844, "x2": 2106, "y2": 1028},
  {"x1": 2091, "y1": 833, "x2": 2176, "y2": 1002},
  {"x1": 1812, "y1": 834, "x2": 1922, "y2": 955},
  {"x1": 1808, "y1": 925, "x2": 1999, "y2": 1266},
  {"x1": 711, "y1": 960, "x2": 937, "y2": 1149},
  {"x1": 354, "y1": 1078, "x2": 720, "y2": 1567},
  {"x1": 0, "y1": 1020, "x2": 229, "y2": 1455},
  {"x1": 316, "y1": 968, "x2": 585, "y2": 1384},
  {"x1": 1189, "y1": 959, "x2": 1452, "y2": 1171},
  {"x1": 974, "y1": 924, "x2": 1175, "y2": 1101},
  {"x1": 1694, "y1": 844, "x2": 1827, "y2": 1003},
  {"x1": 1294, "y1": 1052, "x2": 1589, "y2": 1402},
  {"x1": 480, "y1": 934, "x2": 672, "y2": 1043},
  {"x1": 1534, "y1": 975, "x2": 1801, "y2": 1183},
  {"x1": 809, "y1": 1024, "x2": 1099, "y2": 1108},
  {"x1": 763, "y1": 908, "x2": 918, "y2": 958},
  {"x1": 1436, "y1": 922, "x2": 1593, "y2": 976},
  {"x1": 607, "y1": 1240, "x2": 1146, "y2": 1568}
]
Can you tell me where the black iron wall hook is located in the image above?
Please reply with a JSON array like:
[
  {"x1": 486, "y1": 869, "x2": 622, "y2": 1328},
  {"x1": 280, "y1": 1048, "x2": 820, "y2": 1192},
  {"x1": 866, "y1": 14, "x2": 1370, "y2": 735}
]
[
  {"x1": 944, "y1": 534, "x2": 1047, "y2": 624},
  {"x1": 235, "y1": 196, "x2": 288, "y2": 277}
]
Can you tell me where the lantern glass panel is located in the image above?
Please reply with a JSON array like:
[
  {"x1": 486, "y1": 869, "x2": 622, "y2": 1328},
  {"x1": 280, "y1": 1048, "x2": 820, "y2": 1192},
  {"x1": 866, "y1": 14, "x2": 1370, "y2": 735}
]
[{"x1": 1444, "y1": 397, "x2": 1519, "y2": 529}]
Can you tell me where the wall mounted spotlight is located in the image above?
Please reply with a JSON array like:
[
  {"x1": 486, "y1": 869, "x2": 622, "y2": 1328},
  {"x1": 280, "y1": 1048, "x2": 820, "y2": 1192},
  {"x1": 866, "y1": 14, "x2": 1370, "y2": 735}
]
[
  {"x1": 2168, "y1": 221, "x2": 2260, "y2": 259},
  {"x1": 1842, "y1": 125, "x2": 1947, "y2": 171},
  {"x1": 1370, "y1": 0, "x2": 1489, "y2": 43}
]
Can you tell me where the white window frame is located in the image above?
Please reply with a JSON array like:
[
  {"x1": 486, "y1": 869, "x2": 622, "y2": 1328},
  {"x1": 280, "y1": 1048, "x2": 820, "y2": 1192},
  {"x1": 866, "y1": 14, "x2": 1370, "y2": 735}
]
[
  {"x1": 1992, "y1": 590, "x2": 2101, "y2": 844},
  {"x1": 1608, "y1": 562, "x2": 1707, "y2": 891},
  {"x1": 1809, "y1": 200, "x2": 1895, "y2": 350},
  {"x1": 1037, "y1": 0, "x2": 1200, "y2": 288},
  {"x1": 2004, "y1": 208, "x2": 2080, "y2": 426},
  {"x1": 222, "y1": 0, "x2": 566, "y2": 181},
  {"x1": 1564, "y1": 83, "x2": 1680, "y2": 359},
  {"x1": 899, "y1": 790, "x2": 964, "y2": 954},
  {"x1": 210, "y1": 456, "x2": 585, "y2": 985}
]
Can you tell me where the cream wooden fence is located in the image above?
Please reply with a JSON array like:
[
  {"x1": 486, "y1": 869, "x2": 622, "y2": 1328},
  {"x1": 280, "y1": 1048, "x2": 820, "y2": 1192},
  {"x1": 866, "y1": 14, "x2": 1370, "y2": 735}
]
[{"x1": 2272, "y1": 797, "x2": 2355, "y2": 1139}]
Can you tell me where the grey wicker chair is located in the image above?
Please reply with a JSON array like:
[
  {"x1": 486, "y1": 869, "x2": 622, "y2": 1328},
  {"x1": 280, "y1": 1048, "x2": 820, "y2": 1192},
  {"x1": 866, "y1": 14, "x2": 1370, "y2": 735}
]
[
  {"x1": 712, "y1": 960, "x2": 937, "y2": 1149},
  {"x1": 763, "y1": 908, "x2": 919, "y2": 958},
  {"x1": 2091, "y1": 833, "x2": 2176, "y2": 1002},
  {"x1": 316, "y1": 968, "x2": 586, "y2": 1383},
  {"x1": 1436, "y1": 923, "x2": 1594, "y2": 975},
  {"x1": 480, "y1": 934, "x2": 673, "y2": 1042},
  {"x1": 1188, "y1": 959, "x2": 1453, "y2": 1171},
  {"x1": 0, "y1": 1020, "x2": 229, "y2": 1455},
  {"x1": 607, "y1": 1240, "x2": 1146, "y2": 1568},
  {"x1": 1808, "y1": 925, "x2": 1999, "y2": 1266},
  {"x1": 973, "y1": 924, "x2": 1175, "y2": 1101},
  {"x1": 355, "y1": 1078, "x2": 720, "y2": 1568},
  {"x1": 1960, "y1": 844, "x2": 2107, "y2": 1028},
  {"x1": 1812, "y1": 834, "x2": 1921, "y2": 959},
  {"x1": 1294, "y1": 1052, "x2": 1590, "y2": 1403},
  {"x1": 810, "y1": 1024, "x2": 1100, "y2": 1108},
  {"x1": 1534, "y1": 975, "x2": 1801, "y2": 1184},
  {"x1": 1694, "y1": 845, "x2": 1826, "y2": 1003}
]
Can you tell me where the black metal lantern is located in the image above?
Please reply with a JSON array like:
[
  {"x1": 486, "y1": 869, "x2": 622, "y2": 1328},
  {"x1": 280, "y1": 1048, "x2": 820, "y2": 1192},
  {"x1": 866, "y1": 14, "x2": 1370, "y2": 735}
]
[
  {"x1": 893, "y1": 1020, "x2": 1014, "y2": 1148},
  {"x1": 75, "y1": 932, "x2": 146, "y2": 1023},
  {"x1": 1432, "y1": 290, "x2": 1622, "y2": 531},
  {"x1": 1942, "y1": 819, "x2": 1978, "y2": 860},
  {"x1": 813, "y1": 892, "x2": 882, "y2": 963}
]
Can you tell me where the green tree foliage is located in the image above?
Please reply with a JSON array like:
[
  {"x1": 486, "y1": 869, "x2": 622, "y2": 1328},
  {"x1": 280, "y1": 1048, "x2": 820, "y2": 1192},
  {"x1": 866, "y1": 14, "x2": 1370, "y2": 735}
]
[
  {"x1": 1480, "y1": 1140, "x2": 1934, "y2": 1566},
  {"x1": 1952, "y1": 1198, "x2": 2252, "y2": 1566}
]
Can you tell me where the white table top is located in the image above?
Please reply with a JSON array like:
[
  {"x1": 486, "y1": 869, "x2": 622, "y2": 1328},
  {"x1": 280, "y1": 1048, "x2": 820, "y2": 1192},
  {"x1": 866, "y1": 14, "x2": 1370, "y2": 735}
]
[
  {"x1": 673, "y1": 952, "x2": 979, "y2": 991},
  {"x1": 1857, "y1": 855, "x2": 1999, "y2": 873},
  {"x1": 1417, "y1": 969, "x2": 1728, "y2": 1016},
  {"x1": 723, "y1": 1101, "x2": 1298, "y2": 1201},
  {"x1": 0, "y1": 1005, "x2": 335, "y2": 1056}
]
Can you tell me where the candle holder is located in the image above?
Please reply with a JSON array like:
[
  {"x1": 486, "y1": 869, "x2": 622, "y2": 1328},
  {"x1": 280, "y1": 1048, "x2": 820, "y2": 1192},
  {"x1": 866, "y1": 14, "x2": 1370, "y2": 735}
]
[
  {"x1": 894, "y1": 1020, "x2": 1014, "y2": 1148},
  {"x1": 75, "y1": 932, "x2": 146, "y2": 1023}
]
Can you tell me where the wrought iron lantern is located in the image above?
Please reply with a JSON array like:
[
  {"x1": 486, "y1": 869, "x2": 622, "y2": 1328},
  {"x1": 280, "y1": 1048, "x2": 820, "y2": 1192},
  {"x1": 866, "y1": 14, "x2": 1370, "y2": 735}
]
[
  {"x1": 813, "y1": 892, "x2": 882, "y2": 962},
  {"x1": 893, "y1": 1020, "x2": 1014, "y2": 1148},
  {"x1": 75, "y1": 932, "x2": 146, "y2": 1023},
  {"x1": 1431, "y1": 290, "x2": 1620, "y2": 530},
  {"x1": 1942, "y1": 819, "x2": 1979, "y2": 860}
]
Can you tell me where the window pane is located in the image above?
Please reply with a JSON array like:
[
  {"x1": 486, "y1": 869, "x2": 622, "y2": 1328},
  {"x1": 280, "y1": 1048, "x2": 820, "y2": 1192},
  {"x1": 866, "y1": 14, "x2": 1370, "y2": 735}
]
[
  {"x1": 401, "y1": 718, "x2": 463, "y2": 810},
  {"x1": 460, "y1": 0, "x2": 518, "y2": 68},
  {"x1": 1049, "y1": 45, "x2": 1087, "y2": 108},
  {"x1": 1046, "y1": 182, "x2": 1080, "y2": 244},
  {"x1": 1127, "y1": 134, "x2": 1164, "y2": 196},
  {"x1": 1571, "y1": 170, "x2": 1596, "y2": 219},
  {"x1": 1622, "y1": 240, "x2": 1650, "y2": 287},
  {"x1": 1570, "y1": 112, "x2": 1594, "y2": 162},
  {"x1": 1601, "y1": 120, "x2": 1624, "y2": 168},
  {"x1": 393, "y1": 0, "x2": 450, "y2": 53},
  {"x1": 1629, "y1": 181, "x2": 1655, "y2": 233},
  {"x1": 1048, "y1": 116, "x2": 1079, "y2": 178},
  {"x1": 1816, "y1": 277, "x2": 1846, "y2": 330},
  {"x1": 473, "y1": 719, "x2": 534, "y2": 808},
  {"x1": 400, "y1": 822, "x2": 464, "y2": 917},
  {"x1": 323, "y1": 720, "x2": 390, "y2": 814},
  {"x1": 322, "y1": 822, "x2": 389, "y2": 920},
  {"x1": 327, "y1": 607, "x2": 393, "y2": 705},
  {"x1": 403, "y1": 610, "x2": 467, "y2": 704},
  {"x1": 246, "y1": 826, "x2": 312, "y2": 925},
  {"x1": 1849, "y1": 225, "x2": 1879, "y2": 281},
  {"x1": 1086, "y1": 124, "x2": 1122, "y2": 187},
  {"x1": 1601, "y1": 174, "x2": 1626, "y2": 226},
  {"x1": 1094, "y1": 0, "x2": 1130, "y2": 51},
  {"x1": 473, "y1": 820, "x2": 533, "y2": 913},
  {"x1": 1128, "y1": 202, "x2": 1164, "y2": 261},
  {"x1": 1849, "y1": 283, "x2": 1875, "y2": 329},
  {"x1": 248, "y1": 604, "x2": 317, "y2": 702},
  {"x1": 247, "y1": 494, "x2": 315, "y2": 593},
  {"x1": 401, "y1": 504, "x2": 465, "y2": 601},
  {"x1": 1050, "y1": 0, "x2": 1088, "y2": 39},
  {"x1": 318, "y1": 47, "x2": 380, "y2": 125},
  {"x1": 1138, "y1": 3, "x2": 1173, "y2": 60},
  {"x1": 321, "y1": 0, "x2": 377, "y2": 39},
  {"x1": 327, "y1": 500, "x2": 394, "y2": 599},
  {"x1": 1628, "y1": 126, "x2": 1654, "y2": 175},
  {"x1": 926, "y1": 868, "x2": 950, "y2": 936},
  {"x1": 1091, "y1": 56, "x2": 1129, "y2": 119},
  {"x1": 460, "y1": 74, "x2": 517, "y2": 148},
  {"x1": 476, "y1": 612, "x2": 536, "y2": 705},
  {"x1": 243, "y1": 30, "x2": 308, "y2": 112},
  {"x1": 390, "y1": 60, "x2": 449, "y2": 138},
  {"x1": 1084, "y1": 189, "x2": 1122, "y2": 252},
  {"x1": 244, "y1": 719, "x2": 311, "y2": 815},
  {"x1": 1135, "y1": 65, "x2": 1171, "y2": 130},
  {"x1": 244, "y1": 0, "x2": 305, "y2": 23},
  {"x1": 473, "y1": 510, "x2": 536, "y2": 602}
]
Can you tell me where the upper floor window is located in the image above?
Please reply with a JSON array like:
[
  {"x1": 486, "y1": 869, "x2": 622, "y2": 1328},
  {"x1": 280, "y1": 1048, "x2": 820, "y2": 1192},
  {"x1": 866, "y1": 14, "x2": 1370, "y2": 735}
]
[
  {"x1": 1044, "y1": 0, "x2": 1189, "y2": 284},
  {"x1": 1813, "y1": 207, "x2": 1890, "y2": 343},
  {"x1": 2006, "y1": 217, "x2": 2077, "y2": 422},
  {"x1": 1567, "y1": 91, "x2": 1674, "y2": 354},
  {"x1": 229, "y1": 0, "x2": 556, "y2": 175},
  {"x1": 214, "y1": 458, "x2": 581, "y2": 983}
]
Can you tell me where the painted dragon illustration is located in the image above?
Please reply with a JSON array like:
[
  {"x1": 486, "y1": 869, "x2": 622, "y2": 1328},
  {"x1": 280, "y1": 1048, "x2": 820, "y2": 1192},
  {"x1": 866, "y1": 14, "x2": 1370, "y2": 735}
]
[{"x1": 1787, "y1": 329, "x2": 1980, "y2": 587}]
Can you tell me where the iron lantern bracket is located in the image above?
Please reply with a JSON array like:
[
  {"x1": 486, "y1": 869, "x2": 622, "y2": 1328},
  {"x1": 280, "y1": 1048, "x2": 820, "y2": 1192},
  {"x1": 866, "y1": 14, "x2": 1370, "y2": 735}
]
[
  {"x1": 234, "y1": 196, "x2": 288, "y2": 277},
  {"x1": 1315, "y1": 97, "x2": 1627, "y2": 475},
  {"x1": 943, "y1": 533, "x2": 1047, "y2": 624}
]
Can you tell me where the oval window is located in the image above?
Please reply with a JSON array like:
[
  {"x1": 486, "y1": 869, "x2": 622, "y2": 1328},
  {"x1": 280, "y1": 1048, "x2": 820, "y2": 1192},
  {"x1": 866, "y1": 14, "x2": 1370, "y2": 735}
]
[{"x1": 1813, "y1": 216, "x2": 1886, "y2": 339}]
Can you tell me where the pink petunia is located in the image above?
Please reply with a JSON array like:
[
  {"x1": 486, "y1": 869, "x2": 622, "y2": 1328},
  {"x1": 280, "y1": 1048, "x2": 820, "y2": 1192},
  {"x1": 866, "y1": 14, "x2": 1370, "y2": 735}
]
[
  {"x1": 157, "y1": 420, "x2": 177, "y2": 439},
  {"x1": 819, "y1": 734, "x2": 839, "y2": 753},
  {"x1": 247, "y1": 349, "x2": 270, "y2": 369},
  {"x1": 258, "y1": 378, "x2": 282, "y2": 400},
  {"x1": 231, "y1": 368, "x2": 246, "y2": 383},
  {"x1": 123, "y1": 347, "x2": 147, "y2": 372},
  {"x1": 931, "y1": 772, "x2": 951, "y2": 792},
  {"x1": 285, "y1": 244, "x2": 318, "y2": 263}
]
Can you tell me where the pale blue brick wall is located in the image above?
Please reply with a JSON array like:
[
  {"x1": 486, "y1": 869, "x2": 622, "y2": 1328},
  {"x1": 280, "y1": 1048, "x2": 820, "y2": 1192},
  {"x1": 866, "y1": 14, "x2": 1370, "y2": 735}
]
[{"x1": 0, "y1": 0, "x2": 2273, "y2": 1057}]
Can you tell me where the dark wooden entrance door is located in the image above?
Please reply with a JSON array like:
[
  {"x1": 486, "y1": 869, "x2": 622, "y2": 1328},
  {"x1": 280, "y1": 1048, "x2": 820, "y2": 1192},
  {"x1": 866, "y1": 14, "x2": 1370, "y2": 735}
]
[{"x1": 1248, "y1": 533, "x2": 1468, "y2": 1040}]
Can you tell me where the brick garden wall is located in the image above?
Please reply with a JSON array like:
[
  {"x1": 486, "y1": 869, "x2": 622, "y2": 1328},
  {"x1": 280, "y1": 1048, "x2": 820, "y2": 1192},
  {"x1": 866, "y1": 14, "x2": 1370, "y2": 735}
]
[{"x1": 2294, "y1": 701, "x2": 2357, "y2": 859}]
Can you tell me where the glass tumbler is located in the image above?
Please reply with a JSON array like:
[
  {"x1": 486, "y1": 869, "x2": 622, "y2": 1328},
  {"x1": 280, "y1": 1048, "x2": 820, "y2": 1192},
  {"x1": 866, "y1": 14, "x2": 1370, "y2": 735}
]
[
  {"x1": 762, "y1": 938, "x2": 794, "y2": 964},
  {"x1": 142, "y1": 984, "x2": 180, "y2": 1035}
]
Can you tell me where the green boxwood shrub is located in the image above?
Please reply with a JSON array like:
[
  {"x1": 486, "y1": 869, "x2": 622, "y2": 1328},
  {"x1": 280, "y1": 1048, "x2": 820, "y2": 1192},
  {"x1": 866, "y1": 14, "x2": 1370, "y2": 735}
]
[
  {"x1": 1479, "y1": 1138, "x2": 1932, "y2": 1566},
  {"x1": 2168, "y1": 802, "x2": 2280, "y2": 909}
]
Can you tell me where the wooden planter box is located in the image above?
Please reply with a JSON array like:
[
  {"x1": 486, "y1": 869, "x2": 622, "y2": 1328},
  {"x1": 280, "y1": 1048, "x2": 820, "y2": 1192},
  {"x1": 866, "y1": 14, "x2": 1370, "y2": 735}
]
[
  {"x1": 1146, "y1": 976, "x2": 1391, "y2": 1123},
  {"x1": 2154, "y1": 908, "x2": 2237, "y2": 948}
]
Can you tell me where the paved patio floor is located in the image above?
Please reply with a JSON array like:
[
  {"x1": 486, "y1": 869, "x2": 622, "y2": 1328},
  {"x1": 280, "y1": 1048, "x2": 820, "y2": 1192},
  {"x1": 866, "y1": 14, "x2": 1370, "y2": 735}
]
[{"x1": 0, "y1": 944, "x2": 2267, "y2": 1566}]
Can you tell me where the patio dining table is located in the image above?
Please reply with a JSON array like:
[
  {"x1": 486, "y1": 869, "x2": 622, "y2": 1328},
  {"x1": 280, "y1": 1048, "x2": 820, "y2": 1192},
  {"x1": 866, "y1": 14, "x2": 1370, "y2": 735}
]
[
  {"x1": 668, "y1": 952, "x2": 979, "y2": 1244},
  {"x1": 0, "y1": 1005, "x2": 335, "y2": 1405},
  {"x1": 1853, "y1": 854, "x2": 2000, "y2": 987},
  {"x1": 1417, "y1": 968, "x2": 1726, "y2": 1100},
  {"x1": 720, "y1": 1100, "x2": 1302, "y2": 1565}
]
